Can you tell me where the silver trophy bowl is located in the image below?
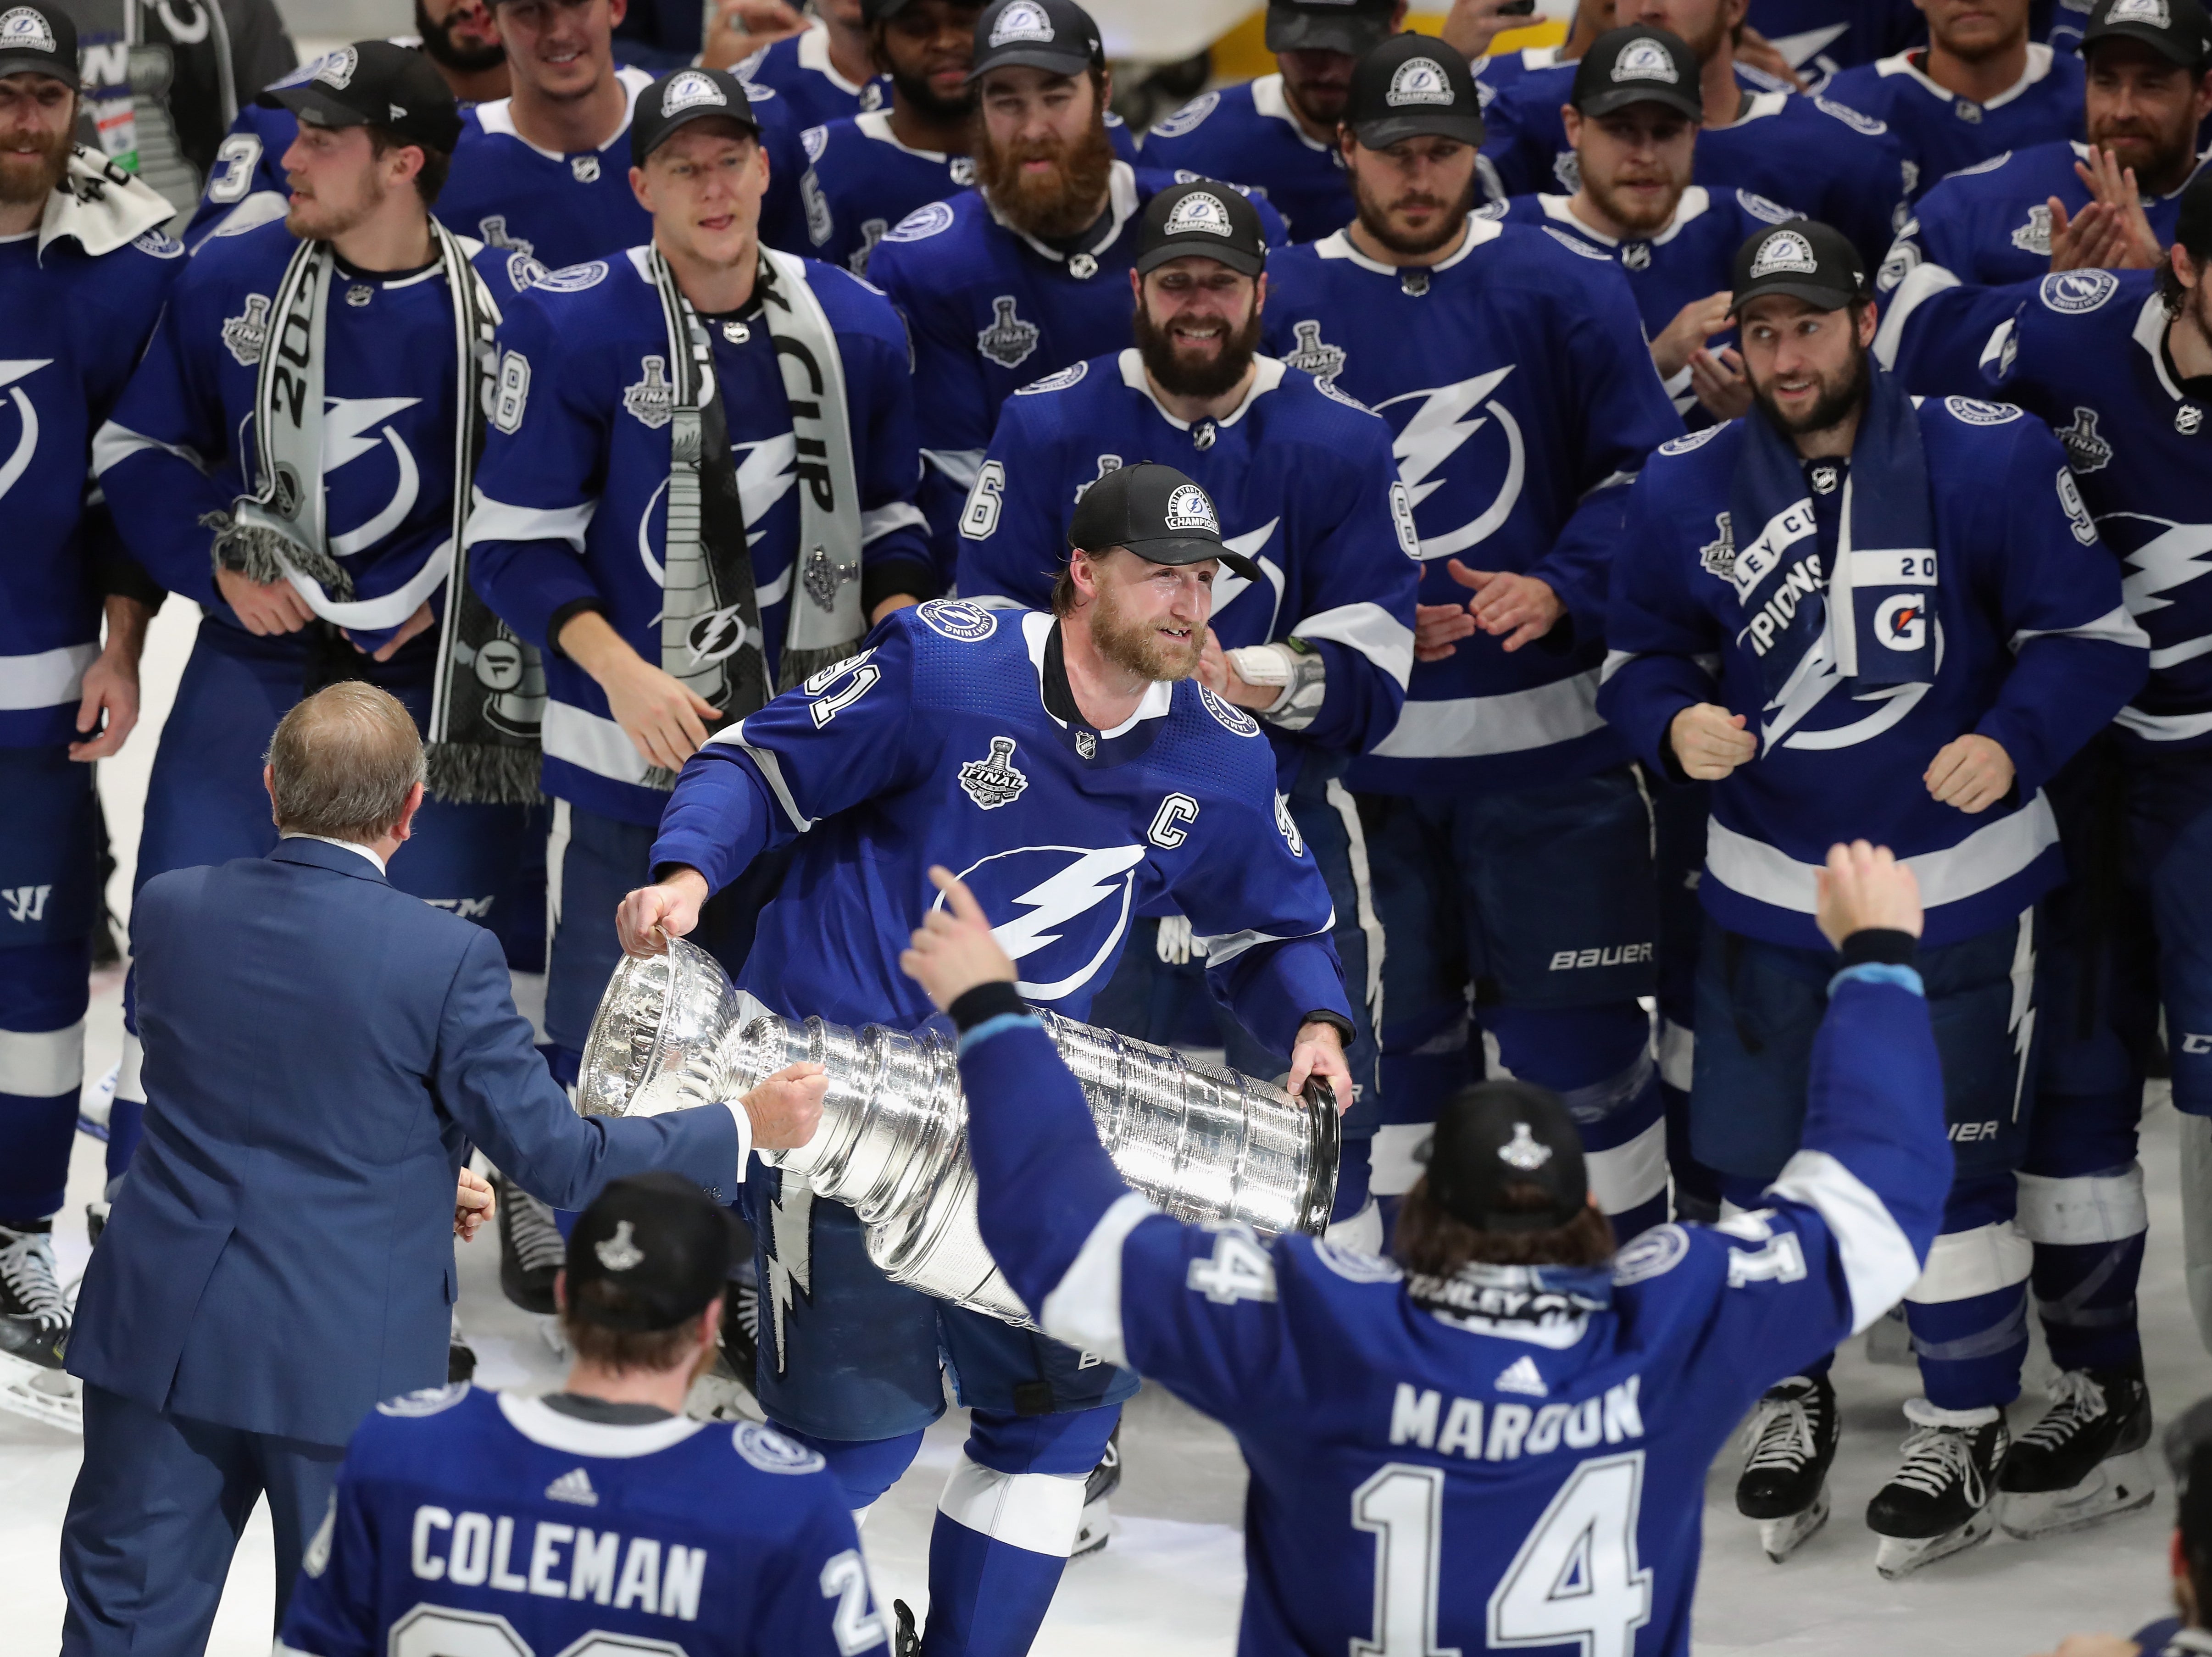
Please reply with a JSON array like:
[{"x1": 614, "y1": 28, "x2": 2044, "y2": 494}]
[{"x1": 577, "y1": 936, "x2": 1340, "y2": 1325}]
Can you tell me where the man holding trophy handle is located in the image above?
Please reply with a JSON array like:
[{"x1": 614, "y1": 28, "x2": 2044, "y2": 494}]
[{"x1": 615, "y1": 462, "x2": 1355, "y2": 1656}]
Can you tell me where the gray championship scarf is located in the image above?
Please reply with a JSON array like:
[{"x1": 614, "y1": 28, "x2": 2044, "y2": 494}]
[
  {"x1": 640, "y1": 243, "x2": 863, "y2": 789},
  {"x1": 203, "y1": 224, "x2": 544, "y2": 804}
]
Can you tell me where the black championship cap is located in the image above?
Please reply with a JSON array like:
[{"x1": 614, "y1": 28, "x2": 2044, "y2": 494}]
[
  {"x1": 2082, "y1": 0, "x2": 2212, "y2": 67},
  {"x1": 1068, "y1": 462, "x2": 1264, "y2": 581},
  {"x1": 1731, "y1": 218, "x2": 1867, "y2": 314},
  {"x1": 258, "y1": 41, "x2": 462, "y2": 155},
  {"x1": 1346, "y1": 34, "x2": 1485, "y2": 150},
  {"x1": 1573, "y1": 25, "x2": 1703, "y2": 121},
  {"x1": 1427, "y1": 1080, "x2": 1589, "y2": 1234},
  {"x1": 1137, "y1": 180, "x2": 1268, "y2": 277},
  {"x1": 1267, "y1": 0, "x2": 1396, "y2": 58},
  {"x1": 564, "y1": 1172, "x2": 741, "y2": 1333},
  {"x1": 0, "y1": 4, "x2": 76, "y2": 85},
  {"x1": 2180, "y1": 167, "x2": 2212, "y2": 260},
  {"x1": 632, "y1": 67, "x2": 762, "y2": 166},
  {"x1": 967, "y1": 0, "x2": 1103, "y2": 83}
]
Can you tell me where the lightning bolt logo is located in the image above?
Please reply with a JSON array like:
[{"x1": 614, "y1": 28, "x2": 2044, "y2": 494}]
[
  {"x1": 2008, "y1": 910, "x2": 2036, "y2": 1123},
  {"x1": 0, "y1": 359, "x2": 49, "y2": 505},
  {"x1": 734, "y1": 434, "x2": 799, "y2": 549},
  {"x1": 940, "y1": 844, "x2": 1150, "y2": 1002},
  {"x1": 2107, "y1": 513, "x2": 2212, "y2": 670},
  {"x1": 1208, "y1": 517, "x2": 1284, "y2": 629},
  {"x1": 1374, "y1": 366, "x2": 1526, "y2": 560},
  {"x1": 762, "y1": 1179, "x2": 813, "y2": 1375},
  {"x1": 322, "y1": 397, "x2": 422, "y2": 556}
]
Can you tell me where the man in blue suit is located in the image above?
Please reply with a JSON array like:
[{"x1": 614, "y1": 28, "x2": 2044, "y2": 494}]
[{"x1": 56, "y1": 681, "x2": 828, "y2": 1657}]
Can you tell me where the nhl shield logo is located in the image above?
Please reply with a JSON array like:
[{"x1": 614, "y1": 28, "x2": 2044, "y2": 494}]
[
  {"x1": 1612, "y1": 36, "x2": 1677, "y2": 81},
  {"x1": 221, "y1": 294, "x2": 272, "y2": 366},
  {"x1": 1622, "y1": 241, "x2": 1651, "y2": 270},
  {"x1": 623, "y1": 356, "x2": 676, "y2": 428},
  {"x1": 0, "y1": 7, "x2": 55, "y2": 50},
  {"x1": 572, "y1": 155, "x2": 602, "y2": 183},
  {"x1": 1387, "y1": 56, "x2": 1454, "y2": 107},
  {"x1": 1284, "y1": 319, "x2": 1345, "y2": 386},
  {"x1": 958, "y1": 736, "x2": 1029, "y2": 809},
  {"x1": 976, "y1": 295, "x2": 1041, "y2": 370},
  {"x1": 1075, "y1": 729, "x2": 1097, "y2": 758},
  {"x1": 1166, "y1": 190, "x2": 1234, "y2": 238}
]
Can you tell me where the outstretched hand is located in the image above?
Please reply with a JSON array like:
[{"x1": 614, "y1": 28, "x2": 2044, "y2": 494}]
[
  {"x1": 1814, "y1": 840, "x2": 1923, "y2": 950},
  {"x1": 901, "y1": 867, "x2": 1018, "y2": 1012}
]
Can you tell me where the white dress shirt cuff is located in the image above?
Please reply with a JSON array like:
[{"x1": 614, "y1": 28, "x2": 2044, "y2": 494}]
[{"x1": 724, "y1": 1097, "x2": 754, "y2": 1177}]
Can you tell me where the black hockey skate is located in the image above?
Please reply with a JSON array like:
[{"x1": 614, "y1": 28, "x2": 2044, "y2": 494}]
[
  {"x1": 0, "y1": 1219, "x2": 81, "y2": 1431},
  {"x1": 497, "y1": 1177, "x2": 564, "y2": 1315},
  {"x1": 1999, "y1": 1367, "x2": 2154, "y2": 1539},
  {"x1": 1867, "y1": 1399, "x2": 2009, "y2": 1578},
  {"x1": 1736, "y1": 1373, "x2": 1839, "y2": 1562},
  {"x1": 1071, "y1": 1425, "x2": 1123, "y2": 1559},
  {"x1": 892, "y1": 1600, "x2": 921, "y2": 1657}
]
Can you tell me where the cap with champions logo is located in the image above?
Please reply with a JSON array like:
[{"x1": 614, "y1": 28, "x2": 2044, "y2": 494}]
[
  {"x1": 1067, "y1": 462, "x2": 1264, "y2": 581},
  {"x1": 1345, "y1": 33, "x2": 1485, "y2": 150},
  {"x1": 1572, "y1": 25, "x2": 1703, "y2": 122},
  {"x1": 2081, "y1": 0, "x2": 2212, "y2": 66},
  {"x1": 1266, "y1": 0, "x2": 1397, "y2": 59},
  {"x1": 966, "y1": 0, "x2": 1104, "y2": 83},
  {"x1": 257, "y1": 40, "x2": 463, "y2": 156},
  {"x1": 0, "y1": 3, "x2": 76, "y2": 85},
  {"x1": 1730, "y1": 218, "x2": 1867, "y2": 314},
  {"x1": 631, "y1": 67, "x2": 763, "y2": 166},
  {"x1": 562, "y1": 1171, "x2": 743, "y2": 1333},
  {"x1": 1426, "y1": 1080, "x2": 1590, "y2": 1234},
  {"x1": 1136, "y1": 179, "x2": 1268, "y2": 277}
]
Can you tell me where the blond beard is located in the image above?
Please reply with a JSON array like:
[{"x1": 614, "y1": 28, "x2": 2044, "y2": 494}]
[
  {"x1": 1584, "y1": 169, "x2": 1684, "y2": 237},
  {"x1": 1088, "y1": 576, "x2": 1203, "y2": 682},
  {"x1": 972, "y1": 115, "x2": 1116, "y2": 241}
]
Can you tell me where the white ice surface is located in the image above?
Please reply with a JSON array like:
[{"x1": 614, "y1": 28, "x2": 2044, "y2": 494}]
[{"x1": 4, "y1": 602, "x2": 2209, "y2": 1654}]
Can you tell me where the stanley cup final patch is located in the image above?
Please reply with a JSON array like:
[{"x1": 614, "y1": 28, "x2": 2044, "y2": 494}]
[{"x1": 958, "y1": 736, "x2": 1029, "y2": 808}]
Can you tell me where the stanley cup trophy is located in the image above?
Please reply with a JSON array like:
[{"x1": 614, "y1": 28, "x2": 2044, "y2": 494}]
[{"x1": 576, "y1": 937, "x2": 1340, "y2": 1326}]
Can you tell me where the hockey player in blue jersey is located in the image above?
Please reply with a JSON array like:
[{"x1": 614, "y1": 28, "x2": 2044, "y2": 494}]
[
  {"x1": 1260, "y1": 34, "x2": 1687, "y2": 1256},
  {"x1": 900, "y1": 840, "x2": 1950, "y2": 1657},
  {"x1": 865, "y1": 0, "x2": 1285, "y2": 576},
  {"x1": 1877, "y1": 0, "x2": 2210, "y2": 295},
  {"x1": 956, "y1": 181, "x2": 1417, "y2": 1243},
  {"x1": 1746, "y1": 0, "x2": 1924, "y2": 85},
  {"x1": 1482, "y1": 0, "x2": 1909, "y2": 265},
  {"x1": 93, "y1": 44, "x2": 550, "y2": 1172},
  {"x1": 798, "y1": 0, "x2": 980, "y2": 274},
  {"x1": 278, "y1": 1173, "x2": 891, "y2": 1657},
  {"x1": 463, "y1": 66, "x2": 931, "y2": 1120},
  {"x1": 617, "y1": 462, "x2": 1356, "y2": 1655},
  {"x1": 1824, "y1": 0, "x2": 2085, "y2": 199},
  {"x1": 1600, "y1": 218, "x2": 2148, "y2": 1575},
  {"x1": 728, "y1": 0, "x2": 892, "y2": 125},
  {"x1": 1874, "y1": 174, "x2": 2212, "y2": 1545},
  {"x1": 0, "y1": 3, "x2": 180, "y2": 1432},
  {"x1": 1487, "y1": 24, "x2": 1801, "y2": 423}
]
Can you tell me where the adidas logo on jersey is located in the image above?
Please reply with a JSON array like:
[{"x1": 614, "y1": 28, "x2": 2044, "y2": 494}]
[
  {"x1": 545, "y1": 1467, "x2": 600, "y2": 1506},
  {"x1": 1495, "y1": 1356, "x2": 1550, "y2": 1397}
]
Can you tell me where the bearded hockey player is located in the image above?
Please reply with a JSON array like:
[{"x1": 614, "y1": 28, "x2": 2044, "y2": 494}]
[
  {"x1": 797, "y1": 0, "x2": 982, "y2": 275},
  {"x1": 956, "y1": 181, "x2": 1418, "y2": 1244},
  {"x1": 93, "y1": 44, "x2": 549, "y2": 1173},
  {"x1": 1822, "y1": 0, "x2": 2084, "y2": 198},
  {"x1": 1877, "y1": 0, "x2": 2211, "y2": 296},
  {"x1": 905, "y1": 840, "x2": 1948, "y2": 1657},
  {"x1": 865, "y1": 0, "x2": 1285, "y2": 576},
  {"x1": 1258, "y1": 34, "x2": 1685, "y2": 1252},
  {"x1": 1874, "y1": 173, "x2": 2212, "y2": 1546},
  {"x1": 618, "y1": 463, "x2": 1356, "y2": 1656},
  {"x1": 1481, "y1": 0, "x2": 1909, "y2": 267},
  {"x1": 0, "y1": 0, "x2": 179, "y2": 1434},
  {"x1": 1487, "y1": 25, "x2": 1805, "y2": 423},
  {"x1": 1600, "y1": 219, "x2": 2148, "y2": 1574},
  {"x1": 277, "y1": 1174, "x2": 892, "y2": 1657}
]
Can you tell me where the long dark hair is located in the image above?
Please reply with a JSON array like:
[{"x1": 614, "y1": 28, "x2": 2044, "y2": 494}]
[{"x1": 1393, "y1": 1175, "x2": 1617, "y2": 1275}]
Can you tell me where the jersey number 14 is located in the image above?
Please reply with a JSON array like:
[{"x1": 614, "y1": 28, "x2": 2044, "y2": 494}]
[{"x1": 1351, "y1": 1451, "x2": 1653, "y2": 1657}]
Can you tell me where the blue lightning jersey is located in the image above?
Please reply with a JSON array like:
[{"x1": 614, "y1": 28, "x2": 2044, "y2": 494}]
[
  {"x1": 795, "y1": 110, "x2": 976, "y2": 277},
  {"x1": 954, "y1": 350, "x2": 1419, "y2": 781},
  {"x1": 0, "y1": 217, "x2": 182, "y2": 749},
  {"x1": 1744, "y1": 0, "x2": 1927, "y2": 87},
  {"x1": 276, "y1": 1384, "x2": 887, "y2": 1657},
  {"x1": 187, "y1": 99, "x2": 297, "y2": 249},
  {"x1": 1482, "y1": 66, "x2": 1909, "y2": 265},
  {"x1": 465, "y1": 248, "x2": 928, "y2": 826},
  {"x1": 94, "y1": 217, "x2": 538, "y2": 654},
  {"x1": 650, "y1": 601, "x2": 1353, "y2": 1044},
  {"x1": 1598, "y1": 397, "x2": 2147, "y2": 949},
  {"x1": 1259, "y1": 220, "x2": 1684, "y2": 795},
  {"x1": 736, "y1": 20, "x2": 891, "y2": 128},
  {"x1": 1139, "y1": 74, "x2": 1352, "y2": 243},
  {"x1": 954, "y1": 953, "x2": 1950, "y2": 1657},
  {"x1": 1878, "y1": 269, "x2": 2212, "y2": 754},
  {"x1": 865, "y1": 162, "x2": 1286, "y2": 572},
  {"x1": 1474, "y1": 44, "x2": 1567, "y2": 102},
  {"x1": 1823, "y1": 46, "x2": 2083, "y2": 200},
  {"x1": 1875, "y1": 139, "x2": 2212, "y2": 295},
  {"x1": 1484, "y1": 188, "x2": 1801, "y2": 413}
]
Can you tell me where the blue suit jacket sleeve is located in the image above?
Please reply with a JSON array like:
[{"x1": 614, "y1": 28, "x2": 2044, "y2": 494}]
[{"x1": 431, "y1": 926, "x2": 744, "y2": 1207}]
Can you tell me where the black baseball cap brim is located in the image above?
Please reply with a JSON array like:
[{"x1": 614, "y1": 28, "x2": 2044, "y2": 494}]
[
  {"x1": 262, "y1": 81, "x2": 370, "y2": 128},
  {"x1": 637, "y1": 105, "x2": 762, "y2": 158},
  {"x1": 1267, "y1": 6, "x2": 1392, "y2": 56},
  {"x1": 1353, "y1": 110, "x2": 1486, "y2": 147},
  {"x1": 1117, "y1": 532, "x2": 1264, "y2": 582},
  {"x1": 1577, "y1": 81, "x2": 1702, "y2": 119},
  {"x1": 1732, "y1": 278, "x2": 1859, "y2": 313},
  {"x1": 0, "y1": 55, "x2": 72, "y2": 82},
  {"x1": 1135, "y1": 240, "x2": 1267, "y2": 277},
  {"x1": 966, "y1": 43, "x2": 1094, "y2": 80}
]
